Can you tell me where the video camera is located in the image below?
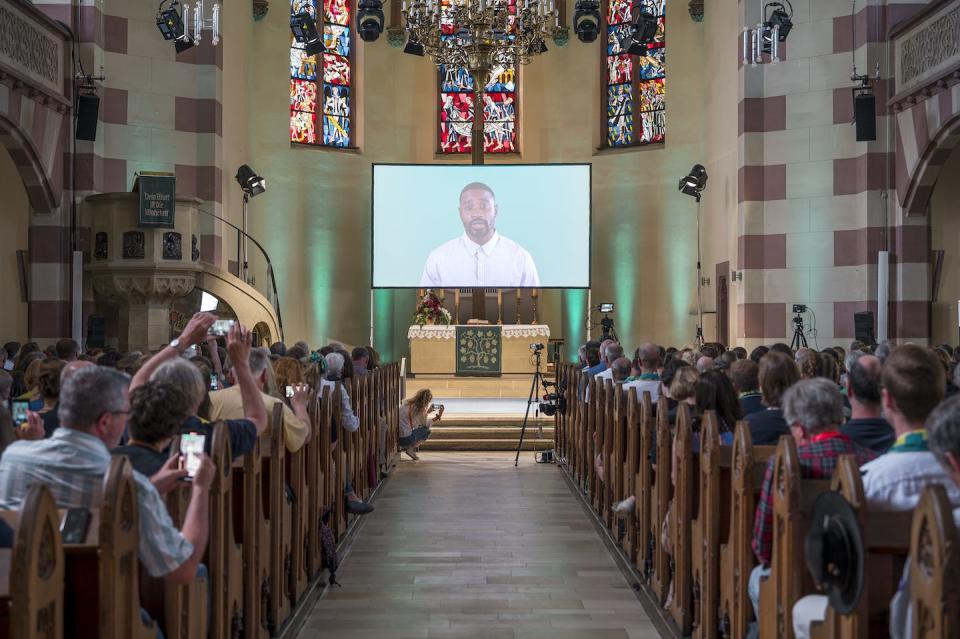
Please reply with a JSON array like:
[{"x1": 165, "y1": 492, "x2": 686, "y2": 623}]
[
  {"x1": 530, "y1": 343, "x2": 545, "y2": 352},
  {"x1": 538, "y1": 380, "x2": 567, "y2": 417}
]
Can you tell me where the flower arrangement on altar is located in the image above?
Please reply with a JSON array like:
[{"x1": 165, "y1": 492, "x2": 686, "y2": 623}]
[{"x1": 413, "y1": 290, "x2": 452, "y2": 326}]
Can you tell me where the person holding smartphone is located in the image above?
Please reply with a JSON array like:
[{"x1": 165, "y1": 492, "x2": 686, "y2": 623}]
[
  {"x1": 398, "y1": 389, "x2": 442, "y2": 461},
  {"x1": 130, "y1": 314, "x2": 268, "y2": 461}
]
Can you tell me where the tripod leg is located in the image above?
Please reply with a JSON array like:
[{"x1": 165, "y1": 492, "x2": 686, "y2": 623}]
[{"x1": 515, "y1": 365, "x2": 540, "y2": 467}]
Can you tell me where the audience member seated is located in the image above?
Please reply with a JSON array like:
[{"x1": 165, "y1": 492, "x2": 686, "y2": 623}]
[
  {"x1": 131, "y1": 314, "x2": 267, "y2": 460},
  {"x1": 693, "y1": 370, "x2": 740, "y2": 446},
  {"x1": 583, "y1": 340, "x2": 604, "y2": 375},
  {"x1": 0, "y1": 342, "x2": 16, "y2": 371},
  {"x1": 398, "y1": 389, "x2": 441, "y2": 460},
  {"x1": 209, "y1": 347, "x2": 309, "y2": 453},
  {"x1": 623, "y1": 342, "x2": 661, "y2": 403},
  {"x1": 887, "y1": 394, "x2": 960, "y2": 638},
  {"x1": 745, "y1": 352, "x2": 798, "y2": 445},
  {"x1": 55, "y1": 338, "x2": 80, "y2": 362},
  {"x1": 731, "y1": 358, "x2": 763, "y2": 416},
  {"x1": 112, "y1": 382, "x2": 192, "y2": 480},
  {"x1": 695, "y1": 355, "x2": 714, "y2": 373},
  {"x1": 748, "y1": 378, "x2": 877, "y2": 637},
  {"x1": 610, "y1": 357, "x2": 631, "y2": 383},
  {"x1": 749, "y1": 345, "x2": 769, "y2": 364},
  {"x1": 596, "y1": 343, "x2": 624, "y2": 382},
  {"x1": 0, "y1": 366, "x2": 213, "y2": 585},
  {"x1": 839, "y1": 354, "x2": 894, "y2": 453},
  {"x1": 16, "y1": 356, "x2": 45, "y2": 409},
  {"x1": 791, "y1": 345, "x2": 960, "y2": 637},
  {"x1": 35, "y1": 360, "x2": 64, "y2": 437},
  {"x1": 352, "y1": 347, "x2": 370, "y2": 375},
  {"x1": 40, "y1": 360, "x2": 94, "y2": 437},
  {"x1": 322, "y1": 351, "x2": 373, "y2": 515}
]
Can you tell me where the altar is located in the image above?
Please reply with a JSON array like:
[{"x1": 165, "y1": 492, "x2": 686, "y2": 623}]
[{"x1": 408, "y1": 324, "x2": 551, "y2": 375}]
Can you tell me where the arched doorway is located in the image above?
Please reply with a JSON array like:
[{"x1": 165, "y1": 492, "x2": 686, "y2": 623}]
[
  {"x1": 929, "y1": 146, "x2": 960, "y2": 345},
  {"x1": 0, "y1": 146, "x2": 30, "y2": 339}
]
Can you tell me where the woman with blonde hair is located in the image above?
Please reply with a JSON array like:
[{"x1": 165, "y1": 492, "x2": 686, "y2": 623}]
[
  {"x1": 274, "y1": 356, "x2": 305, "y2": 404},
  {"x1": 398, "y1": 388, "x2": 442, "y2": 460}
]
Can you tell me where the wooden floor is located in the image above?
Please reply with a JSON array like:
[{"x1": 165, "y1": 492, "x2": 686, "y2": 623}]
[{"x1": 296, "y1": 452, "x2": 661, "y2": 639}]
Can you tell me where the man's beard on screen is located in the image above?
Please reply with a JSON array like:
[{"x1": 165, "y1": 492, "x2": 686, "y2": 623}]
[{"x1": 466, "y1": 218, "x2": 493, "y2": 241}]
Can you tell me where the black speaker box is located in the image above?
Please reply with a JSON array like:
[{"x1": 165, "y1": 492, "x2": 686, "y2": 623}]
[
  {"x1": 854, "y1": 93, "x2": 876, "y2": 142},
  {"x1": 86, "y1": 314, "x2": 106, "y2": 349},
  {"x1": 76, "y1": 93, "x2": 100, "y2": 141},
  {"x1": 854, "y1": 311, "x2": 875, "y2": 346}
]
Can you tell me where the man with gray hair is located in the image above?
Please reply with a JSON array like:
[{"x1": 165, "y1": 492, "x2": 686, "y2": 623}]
[
  {"x1": 595, "y1": 342, "x2": 624, "y2": 383},
  {"x1": 0, "y1": 366, "x2": 214, "y2": 585},
  {"x1": 208, "y1": 347, "x2": 310, "y2": 453},
  {"x1": 746, "y1": 378, "x2": 877, "y2": 638},
  {"x1": 623, "y1": 342, "x2": 662, "y2": 404}
]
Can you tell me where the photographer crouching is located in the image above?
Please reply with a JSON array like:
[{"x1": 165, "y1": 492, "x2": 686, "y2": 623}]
[{"x1": 399, "y1": 389, "x2": 443, "y2": 460}]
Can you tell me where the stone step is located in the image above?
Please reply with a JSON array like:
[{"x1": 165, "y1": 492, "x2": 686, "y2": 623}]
[
  {"x1": 428, "y1": 427, "x2": 555, "y2": 440},
  {"x1": 418, "y1": 438, "x2": 554, "y2": 451}
]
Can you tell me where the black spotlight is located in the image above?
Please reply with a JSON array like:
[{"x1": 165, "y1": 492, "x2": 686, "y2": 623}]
[
  {"x1": 357, "y1": 0, "x2": 385, "y2": 42},
  {"x1": 761, "y1": 2, "x2": 792, "y2": 54},
  {"x1": 291, "y1": 10, "x2": 326, "y2": 56},
  {"x1": 678, "y1": 164, "x2": 708, "y2": 201},
  {"x1": 619, "y1": 10, "x2": 658, "y2": 55},
  {"x1": 157, "y1": 2, "x2": 194, "y2": 52},
  {"x1": 527, "y1": 39, "x2": 548, "y2": 55},
  {"x1": 403, "y1": 38, "x2": 425, "y2": 56},
  {"x1": 573, "y1": 0, "x2": 601, "y2": 43},
  {"x1": 236, "y1": 165, "x2": 266, "y2": 198},
  {"x1": 157, "y1": 4, "x2": 186, "y2": 40}
]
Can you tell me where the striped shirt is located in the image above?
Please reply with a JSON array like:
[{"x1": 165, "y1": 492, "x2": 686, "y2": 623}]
[{"x1": 0, "y1": 427, "x2": 193, "y2": 577}]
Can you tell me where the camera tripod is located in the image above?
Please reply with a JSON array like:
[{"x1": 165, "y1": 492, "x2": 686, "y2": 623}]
[
  {"x1": 515, "y1": 347, "x2": 551, "y2": 466},
  {"x1": 790, "y1": 313, "x2": 809, "y2": 350}
]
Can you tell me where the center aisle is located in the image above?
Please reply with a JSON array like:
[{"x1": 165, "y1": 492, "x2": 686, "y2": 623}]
[{"x1": 296, "y1": 452, "x2": 661, "y2": 639}]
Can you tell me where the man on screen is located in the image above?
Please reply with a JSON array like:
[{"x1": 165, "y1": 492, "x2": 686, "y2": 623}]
[{"x1": 419, "y1": 182, "x2": 541, "y2": 288}]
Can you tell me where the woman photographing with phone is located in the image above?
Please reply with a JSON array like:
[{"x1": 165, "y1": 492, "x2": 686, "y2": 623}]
[{"x1": 398, "y1": 389, "x2": 442, "y2": 460}]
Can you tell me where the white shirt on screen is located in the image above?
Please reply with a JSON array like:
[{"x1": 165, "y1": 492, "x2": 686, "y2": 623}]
[{"x1": 419, "y1": 231, "x2": 540, "y2": 288}]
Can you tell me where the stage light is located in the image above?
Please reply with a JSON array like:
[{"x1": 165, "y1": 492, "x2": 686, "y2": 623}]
[
  {"x1": 573, "y1": 0, "x2": 601, "y2": 43},
  {"x1": 678, "y1": 164, "x2": 708, "y2": 202},
  {"x1": 235, "y1": 165, "x2": 266, "y2": 198},
  {"x1": 357, "y1": 0, "x2": 385, "y2": 42},
  {"x1": 619, "y1": 10, "x2": 658, "y2": 55},
  {"x1": 291, "y1": 10, "x2": 325, "y2": 56},
  {"x1": 157, "y1": 4, "x2": 186, "y2": 40},
  {"x1": 403, "y1": 38, "x2": 425, "y2": 56}
]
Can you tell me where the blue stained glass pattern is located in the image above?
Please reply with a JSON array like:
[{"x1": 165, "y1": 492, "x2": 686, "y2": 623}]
[
  {"x1": 323, "y1": 84, "x2": 350, "y2": 117},
  {"x1": 607, "y1": 115, "x2": 633, "y2": 146},
  {"x1": 637, "y1": 47, "x2": 665, "y2": 80},
  {"x1": 607, "y1": 24, "x2": 632, "y2": 55},
  {"x1": 324, "y1": 24, "x2": 351, "y2": 56},
  {"x1": 440, "y1": 65, "x2": 473, "y2": 92},
  {"x1": 290, "y1": 45, "x2": 318, "y2": 80},
  {"x1": 607, "y1": 84, "x2": 632, "y2": 118},
  {"x1": 323, "y1": 115, "x2": 350, "y2": 146}
]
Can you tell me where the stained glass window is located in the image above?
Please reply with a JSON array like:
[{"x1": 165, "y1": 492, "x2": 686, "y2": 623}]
[
  {"x1": 438, "y1": 0, "x2": 519, "y2": 154},
  {"x1": 290, "y1": 0, "x2": 352, "y2": 147},
  {"x1": 605, "y1": 0, "x2": 665, "y2": 147}
]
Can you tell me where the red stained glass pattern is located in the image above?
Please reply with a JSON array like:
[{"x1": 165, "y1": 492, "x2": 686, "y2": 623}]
[{"x1": 290, "y1": 79, "x2": 318, "y2": 112}]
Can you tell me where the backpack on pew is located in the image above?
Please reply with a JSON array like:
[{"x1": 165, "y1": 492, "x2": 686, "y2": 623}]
[{"x1": 320, "y1": 506, "x2": 340, "y2": 586}]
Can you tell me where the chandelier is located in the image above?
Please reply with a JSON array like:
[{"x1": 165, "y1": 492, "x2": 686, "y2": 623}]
[{"x1": 397, "y1": 0, "x2": 559, "y2": 163}]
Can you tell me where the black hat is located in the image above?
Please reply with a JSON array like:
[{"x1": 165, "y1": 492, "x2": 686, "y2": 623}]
[{"x1": 803, "y1": 491, "x2": 865, "y2": 614}]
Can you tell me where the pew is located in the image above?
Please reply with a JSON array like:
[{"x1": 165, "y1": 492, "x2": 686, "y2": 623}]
[
  {"x1": 620, "y1": 386, "x2": 640, "y2": 559},
  {"x1": 0, "y1": 484, "x2": 64, "y2": 639},
  {"x1": 906, "y1": 484, "x2": 960, "y2": 638},
  {"x1": 691, "y1": 412, "x2": 729, "y2": 639},
  {"x1": 150, "y1": 437, "x2": 209, "y2": 639},
  {"x1": 206, "y1": 422, "x2": 244, "y2": 639},
  {"x1": 670, "y1": 403, "x2": 696, "y2": 634},
  {"x1": 717, "y1": 422, "x2": 775, "y2": 639},
  {"x1": 635, "y1": 390, "x2": 655, "y2": 578},
  {"x1": 757, "y1": 436, "x2": 831, "y2": 639},
  {"x1": 806, "y1": 455, "x2": 913, "y2": 639},
  {"x1": 649, "y1": 394, "x2": 673, "y2": 604}
]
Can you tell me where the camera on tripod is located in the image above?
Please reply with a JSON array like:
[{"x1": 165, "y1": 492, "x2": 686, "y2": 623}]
[
  {"x1": 538, "y1": 381, "x2": 567, "y2": 417},
  {"x1": 530, "y1": 343, "x2": 544, "y2": 352}
]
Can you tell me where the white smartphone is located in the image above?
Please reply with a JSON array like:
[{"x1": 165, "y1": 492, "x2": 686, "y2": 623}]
[
  {"x1": 208, "y1": 319, "x2": 236, "y2": 336},
  {"x1": 180, "y1": 432, "x2": 206, "y2": 480},
  {"x1": 285, "y1": 385, "x2": 295, "y2": 398}
]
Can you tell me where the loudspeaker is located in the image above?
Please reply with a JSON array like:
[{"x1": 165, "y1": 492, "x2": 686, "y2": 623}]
[
  {"x1": 854, "y1": 93, "x2": 876, "y2": 142},
  {"x1": 86, "y1": 314, "x2": 106, "y2": 349},
  {"x1": 75, "y1": 93, "x2": 100, "y2": 141},
  {"x1": 854, "y1": 311, "x2": 875, "y2": 346}
]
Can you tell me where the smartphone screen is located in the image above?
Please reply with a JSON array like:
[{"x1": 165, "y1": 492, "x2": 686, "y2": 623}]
[
  {"x1": 210, "y1": 373, "x2": 218, "y2": 391},
  {"x1": 208, "y1": 319, "x2": 236, "y2": 336},
  {"x1": 180, "y1": 432, "x2": 205, "y2": 480},
  {"x1": 285, "y1": 385, "x2": 295, "y2": 398},
  {"x1": 10, "y1": 399, "x2": 29, "y2": 427}
]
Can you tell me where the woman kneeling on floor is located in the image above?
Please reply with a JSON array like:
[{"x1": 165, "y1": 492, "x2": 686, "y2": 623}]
[{"x1": 399, "y1": 389, "x2": 442, "y2": 460}]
